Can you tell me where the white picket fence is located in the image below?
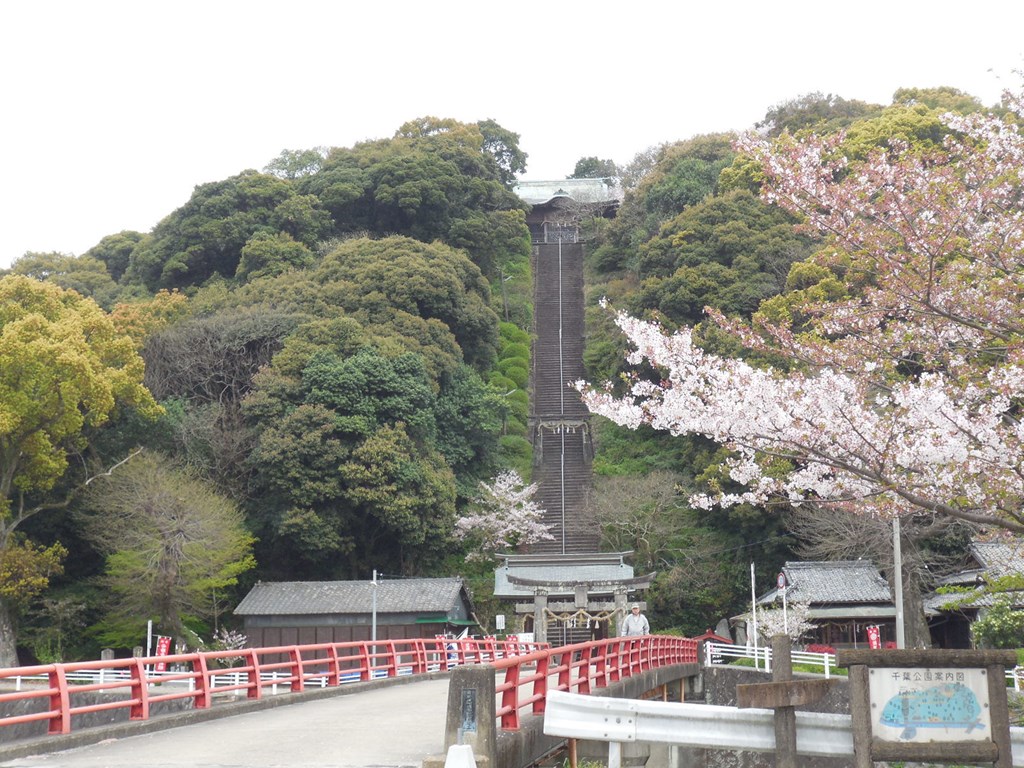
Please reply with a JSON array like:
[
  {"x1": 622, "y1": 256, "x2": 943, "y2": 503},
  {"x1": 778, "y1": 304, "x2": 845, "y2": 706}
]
[{"x1": 5, "y1": 666, "x2": 400, "y2": 694}]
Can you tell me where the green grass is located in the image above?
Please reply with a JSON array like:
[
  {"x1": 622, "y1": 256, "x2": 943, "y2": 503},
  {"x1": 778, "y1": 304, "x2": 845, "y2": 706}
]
[{"x1": 727, "y1": 657, "x2": 848, "y2": 676}]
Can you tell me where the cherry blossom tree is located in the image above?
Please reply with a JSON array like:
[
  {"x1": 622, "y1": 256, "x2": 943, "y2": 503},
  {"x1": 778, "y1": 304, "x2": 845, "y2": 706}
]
[
  {"x1": 453, "y1": 470, "x2": 553, "y2": 561},
  {"x1": 578, "y1": 84, "x2": 1024, "y2": 534},
  {"x1": 752, "y1": 601, "x2": 815, "y2": 645}
]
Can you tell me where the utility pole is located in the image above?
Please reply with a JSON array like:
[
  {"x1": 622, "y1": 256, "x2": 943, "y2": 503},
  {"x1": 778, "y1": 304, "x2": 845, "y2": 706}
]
[
  {"x1": 893, "y1": 518, "x2": 905, "y2": 648},
  {"x1": 371, "y1": 569, "x2": 378, "y2": 663}
]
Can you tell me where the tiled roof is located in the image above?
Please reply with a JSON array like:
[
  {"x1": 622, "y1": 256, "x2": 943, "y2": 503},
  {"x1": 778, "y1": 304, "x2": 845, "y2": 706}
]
[
  {"x1": 513, "y1": 178, "x2": 622, "y2": 206},
  {"x1": 234, "y1": 577, "x2": 466, "y2": 616},
  {"x1": 926, "y1": 539, "x2": 1024, "y2": 614},
  {"x1": 493, "y1": 552, "x2": 639, "y2": 598},
  {"x1": 925, "y1": 588, "x2": 1024, "y2": 613},
  {"x1": 765, "y1": 561, "x2": 892, "y2": 605},
  {"x1": 971, "y1": 540, "x2": 1024, "y2": 577}
]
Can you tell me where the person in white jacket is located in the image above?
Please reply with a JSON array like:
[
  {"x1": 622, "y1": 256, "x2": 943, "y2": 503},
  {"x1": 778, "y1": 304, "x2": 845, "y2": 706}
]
[{"x1": 620, "y1": 604, "x2": 650, "y2": 636}]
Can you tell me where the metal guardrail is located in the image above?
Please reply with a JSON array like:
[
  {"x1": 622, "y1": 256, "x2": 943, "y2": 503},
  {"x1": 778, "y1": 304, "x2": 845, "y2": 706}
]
[
  {"x1": 543, "y1": 690, "x2": 1024, "y2": 768},
  {"x1": 704, "y1": 641, "x2": 1024, "y2": 690}
]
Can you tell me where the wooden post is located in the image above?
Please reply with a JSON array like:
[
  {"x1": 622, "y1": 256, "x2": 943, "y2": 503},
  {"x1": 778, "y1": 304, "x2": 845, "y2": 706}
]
[
  {"x1": 847, "y1": 663, "x2": 872, "y2": 768},
  {"x1": 736, "y1": 634, "x2": 837, "y2": 768},
  {"x1": 771, "y1": 636, "x2": 797, "y2": 768}
]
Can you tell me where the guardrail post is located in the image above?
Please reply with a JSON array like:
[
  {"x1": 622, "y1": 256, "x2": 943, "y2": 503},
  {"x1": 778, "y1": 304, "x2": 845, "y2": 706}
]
[
  {"x1": 360, "y1": 641, "x2": 373, "y2": 680},
  {"x1": 194, "y1": 653, "x2": 212, "y2": 709},
  {"x1": 326, "y1": 645, "x2": 341, "y2": 686},
  {"x1": 443, "y1": 664, "x2": 497, "y2": 768},
  {"x1": 412, "y1": 638, "x2": 427, "y2": 674},
  {"x1": 246, "y1": 649, "x2": 263, "y2": 700},
  {"x1": 47, "y1": 665, "x2": 71, "y2": 734},
  {"x1": 500, "y1": 663, "x2": 521, "y2": 730},
  {"x1": 385, "y1": 641, "x2": 398, "y2": 677},
  {"x1": 129, "y1": 658, "x2": 151, "y2": 721},
  {"x1": 288, "y1": 648, "x2": 304, "y2": 692},
  {"x1": 578, "y1": 645, "x2": 593, "y2": 695},
  {"x1": 594, "y1": 643, "x2": 609, "y2": 689},
  {"x1": 533, "y1": 654, "x2": 549, "y2": 715}
]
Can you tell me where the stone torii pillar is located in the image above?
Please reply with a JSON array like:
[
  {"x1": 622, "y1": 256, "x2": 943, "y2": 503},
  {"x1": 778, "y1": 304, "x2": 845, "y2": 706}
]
[
  {"x1": 613, "y1": 588, "x2": 629, "y2": 637},
  {"x1": 532, "y1": 588, "x2": 548, "y2": 644}
]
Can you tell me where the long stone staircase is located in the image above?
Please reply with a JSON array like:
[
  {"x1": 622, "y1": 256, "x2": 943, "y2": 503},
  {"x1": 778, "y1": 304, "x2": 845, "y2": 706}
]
[{"x1": 528, "y1": 239, "x2": 600, "y2": 554}]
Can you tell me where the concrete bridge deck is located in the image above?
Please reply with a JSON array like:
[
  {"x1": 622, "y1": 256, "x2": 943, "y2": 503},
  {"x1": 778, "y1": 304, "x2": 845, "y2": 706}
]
[
  {"x1": 0, "y1": 642, "x2": 700, "y2": 768},
  {"x1": 1, "y1": 676, "x2": 451, "y2": 768}
]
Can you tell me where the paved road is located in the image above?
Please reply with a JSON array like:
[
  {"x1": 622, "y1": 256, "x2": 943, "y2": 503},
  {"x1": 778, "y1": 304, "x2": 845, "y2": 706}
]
[{"x1": 0, "y1": 677, "x2": 451, "y2": 768}]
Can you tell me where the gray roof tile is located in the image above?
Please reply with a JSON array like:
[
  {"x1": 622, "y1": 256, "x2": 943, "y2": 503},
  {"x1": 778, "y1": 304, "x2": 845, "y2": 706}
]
[
  {"x1": 926, "y1": 539, "x2": 1024, "y2": 613},
  {"x1": 773, "y1": 561, "x2": 892, "y2": 604},
  {"x1": 971, "y1": 540, "x2": 1024, "y2": 577},
  {"x1": 234, "y1": 578, "x2": 466, "y2": 616},
  {"x1": 493, "y1": 553, "x2": 638, "y2": 598}
]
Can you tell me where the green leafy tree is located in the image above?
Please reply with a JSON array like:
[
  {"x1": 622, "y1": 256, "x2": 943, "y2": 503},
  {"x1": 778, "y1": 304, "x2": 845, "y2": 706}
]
[
  {"x1": 315, "y1": 236, "x2": 500, "y2": 370},
  {"x1": 8, "y1": 252, "x2": 120, "y2": 309},
  {"x1": 477, "y1": 118, "x2": 528, "y2": 187},
  {"x1": 83, "y1": 230, "x2": 147, "y2": 284},
  {"x1": 299, "y1": 119, "x2": 527, "y2": 275},
  {"x1": 570, "y1": 156, "x2": 620, "y2": 181},
  {"x1": 78, "y1": 452, "x2": 256, "y2": 646},
  {"x1": 0, "y1": 538, "x2": 67, "y2": 660},
  {"x1": 263, "y1": 147, "x2": 328, "y2": 179},
  {"x1": 339, "y1": 423, "x2": 457, "y2": 575},
  {"x1": 756, "y1": 92, "x2": 883, "y2": 137},
  {"x1": 592, "y1": 134, "x2": 736, "y2": 274},
  {"x1": 891, "y1": 86, "x2": 985, "y2": 114},
  {"x1": 433, "y1": 364, "x2": 505, "y2": 494},
  {"x1": 971, "y1": 598, "x2": 1024, "y2": 649},
  {"x1": 0, "y1": 276, "x2": 160, "y2": 666},
  {"x1": 245, "y1": 346, "x2": 467, "y2": 578},
  {"x1": 125, "y1": 171, "x2": 328, "y2": 291}
]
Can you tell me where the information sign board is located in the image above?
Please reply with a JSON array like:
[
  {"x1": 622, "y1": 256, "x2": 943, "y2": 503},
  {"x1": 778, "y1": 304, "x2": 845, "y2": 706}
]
[{"x1": 869, "y1": 667, "x2": 991, "y2": 743}]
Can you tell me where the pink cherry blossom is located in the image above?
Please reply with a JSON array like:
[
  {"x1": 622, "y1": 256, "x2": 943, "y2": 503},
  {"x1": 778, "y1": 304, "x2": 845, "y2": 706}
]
[
  {"x1": 578, "y1": 82, "x2": 1024, "y2": 533},
  {"x1": 453, "y1": 470, "x2": 554, "y2": 561}
]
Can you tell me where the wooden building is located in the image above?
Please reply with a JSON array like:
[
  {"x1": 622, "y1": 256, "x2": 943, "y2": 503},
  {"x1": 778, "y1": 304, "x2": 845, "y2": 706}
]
[
  {"x1": 926, "y1": 540, "x2": 1024, "y2": 648},
  {"x1": 513, "y1": 178, "x2": 621, "y2": 244},
  {"x1": 233, "y1": 577, "x2": 477, "y2": 647},
  {"x1": 751, "y1": 560, "x2": 897, "y2": 649}
]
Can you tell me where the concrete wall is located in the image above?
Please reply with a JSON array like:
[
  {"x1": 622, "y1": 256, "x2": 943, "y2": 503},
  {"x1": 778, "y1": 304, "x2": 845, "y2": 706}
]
[
  {"x1": 0, "y1": 689, "x2": 193, "y2": 744},
  {"x1": 427, "y1": 663, "x2": 701, "y2": 768}
]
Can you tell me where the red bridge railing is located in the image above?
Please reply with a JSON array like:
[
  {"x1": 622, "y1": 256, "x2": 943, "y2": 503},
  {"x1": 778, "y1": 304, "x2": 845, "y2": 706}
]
[
  {"x1": 0, "y1": 636, "x2": 544, "y2": 737},
  {"x1": 489, "y1": 635, "x2": 698, "y2": 730},
  {"x1": 0, "y1": 634, "x2": 698, "y2": 740}
]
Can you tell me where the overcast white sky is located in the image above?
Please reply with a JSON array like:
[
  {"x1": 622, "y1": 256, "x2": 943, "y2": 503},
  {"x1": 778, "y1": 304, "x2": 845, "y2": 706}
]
[{"x1": 2, "y1": 1, "x2": 1021, "y2": 269}]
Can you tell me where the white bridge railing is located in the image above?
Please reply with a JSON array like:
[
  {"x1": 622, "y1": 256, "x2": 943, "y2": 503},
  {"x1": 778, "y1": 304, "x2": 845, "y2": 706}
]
[{"x1": 543, "y1": 690, "x2": 1024, "y2": 768}]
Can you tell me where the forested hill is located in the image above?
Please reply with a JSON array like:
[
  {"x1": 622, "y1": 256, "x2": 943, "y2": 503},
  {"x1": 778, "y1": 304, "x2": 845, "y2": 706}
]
[{"x1": 0, "y1": 85, "x2": 1003, "y2": 663}]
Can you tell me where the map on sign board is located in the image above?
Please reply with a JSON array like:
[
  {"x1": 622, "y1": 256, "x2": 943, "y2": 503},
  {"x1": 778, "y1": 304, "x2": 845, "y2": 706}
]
[{"x1": 869, "y1": 668, "x2": 991, "y2": 743}]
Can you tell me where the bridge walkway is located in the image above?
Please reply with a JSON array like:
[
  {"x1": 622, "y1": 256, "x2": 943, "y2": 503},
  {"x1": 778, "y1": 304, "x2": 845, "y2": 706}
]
[{"x1": 0, "y1": 677, "x2": 450, "y2": 768}]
